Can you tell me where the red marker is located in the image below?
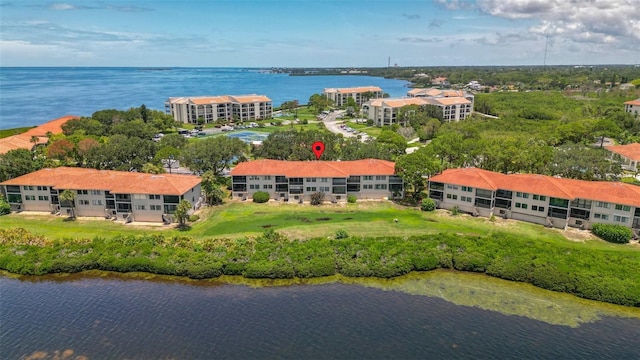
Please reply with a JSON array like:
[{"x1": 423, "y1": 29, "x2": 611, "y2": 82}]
[{"x1": 312, "y1": 141, "x2": 325, "y2": 160}]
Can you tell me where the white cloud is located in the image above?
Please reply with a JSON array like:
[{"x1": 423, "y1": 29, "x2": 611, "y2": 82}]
[
  {"x1": 478, "y1": 0, "x2": 640, "y2": 44},
  {"x1": 49, "y1": 3, "x2": 75, "y2": 11}
]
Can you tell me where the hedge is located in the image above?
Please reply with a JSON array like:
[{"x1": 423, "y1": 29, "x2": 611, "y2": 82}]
[{"x1": 592, "y1": 223, "x2": 633, "y2": 244}]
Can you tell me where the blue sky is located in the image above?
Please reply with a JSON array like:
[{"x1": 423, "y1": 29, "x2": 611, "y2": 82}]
[{"x1": 1, "y1": 0, "x2": 639, "y2": 67}]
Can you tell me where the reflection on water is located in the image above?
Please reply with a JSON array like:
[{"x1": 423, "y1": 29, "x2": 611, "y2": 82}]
[{"x1": 2, "y1": 270, "x2": 639, "y2": 359}]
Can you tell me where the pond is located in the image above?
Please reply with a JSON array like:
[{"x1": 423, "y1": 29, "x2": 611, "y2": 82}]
[{"x1": 2, "y1": 270, "x2": 639, "y2": 359}]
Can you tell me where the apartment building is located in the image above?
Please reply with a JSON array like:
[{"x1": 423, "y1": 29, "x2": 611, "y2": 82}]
[
  {"x1": 428, "y1": 168, "x2": 640, "y2": 230},
  {"x1": 1, "y1": 167, "x2": 202, "y2": 223},
  {"x1": 606, "y1": 143, "x2": 640, "y2": 172},
  {"x1": 323, "y1": 86, "x2": 383, "y2": 107},
  {"x1": 165, "y1": 95, "x2": 273, "y2": 124},
  {"x1": 362, "y1": 96, "x2": 473, "y2": 126},
  {"x1": 230, "y1": 159, "x2": 403, "y2": 202},
  {"x1": 624, "y1": 98, "x2": 640, "y2": 117}
]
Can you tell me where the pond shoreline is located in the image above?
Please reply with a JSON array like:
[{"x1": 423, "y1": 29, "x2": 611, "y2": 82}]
[{"x1": 1, "y1": 228, "x2": 638, "y2": 307}]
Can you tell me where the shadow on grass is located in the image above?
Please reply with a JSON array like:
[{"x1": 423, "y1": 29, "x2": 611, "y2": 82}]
[
  {"x1": 62, "y1": 217, "x2": 76, "y2": 222},
  {"x1": 176, "y1": 224, "x2": 192, "y2": 231}
]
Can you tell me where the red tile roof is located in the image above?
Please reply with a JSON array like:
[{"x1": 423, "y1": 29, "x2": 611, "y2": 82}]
[
  {"x1": 230, "y1": 159, "x2": 396, "y2": 178},
  {"x1": 0, "y1": 115, "x2": 78, "y2": 154},
  {"x1": 430, "y1": 168, "x2": 640, "y2": 207},
  {"x1": 1, "y1": 167, "x2": 201, "y2": 195},
  {"x1": 624, "y1": 98, "x2": 640, "y2": 106},
  {"x1": 606, "y1": 143, "x2": 640, "y2": 161}
]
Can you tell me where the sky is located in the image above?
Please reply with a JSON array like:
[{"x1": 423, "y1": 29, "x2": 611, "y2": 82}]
[{"x1": 1, "y1": 0, "x2": 639, "y2": 67}]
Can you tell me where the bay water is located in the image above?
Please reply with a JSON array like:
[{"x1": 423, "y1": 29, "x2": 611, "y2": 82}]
[{"x1": 0, "y1": 67, "x2": 410, "y2": 129}]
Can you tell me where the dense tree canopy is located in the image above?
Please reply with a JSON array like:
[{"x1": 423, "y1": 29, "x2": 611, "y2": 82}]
[{"x1": 181, "y1": 136, "x2": 247, "y2": 176}]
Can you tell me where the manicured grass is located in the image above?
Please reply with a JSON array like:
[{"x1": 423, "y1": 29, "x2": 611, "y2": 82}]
[
  {"x1": 0, "y1": 127, "x2": 34, "y2": 139},
  {"x1": 2, "y1": 201, "x2": 635, "y2": 254},
  {"x1": 348, "y1": 122, "x2": 383, "y2": 137}
]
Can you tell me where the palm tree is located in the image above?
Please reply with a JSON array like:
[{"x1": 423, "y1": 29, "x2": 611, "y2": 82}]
[
  {"x1": 30, "y1": 136, "x2": 39, "y2": 151},
  {"x1": 59, "y1": 189, "x2": 76, "y2": 219}
]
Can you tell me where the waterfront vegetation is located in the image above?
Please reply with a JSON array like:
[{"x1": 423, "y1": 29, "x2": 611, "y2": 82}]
[
  {"x1": 0, "y1": 127, "x2": 33, "y2": 139},
  {"x1": 0, "y1": 202, "x2": 638, "y2": 306}
]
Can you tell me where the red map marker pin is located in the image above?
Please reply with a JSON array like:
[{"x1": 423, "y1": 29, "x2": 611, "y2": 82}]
[{"x1": 312, "y1": 141, "x2": 325, "y2": 160}]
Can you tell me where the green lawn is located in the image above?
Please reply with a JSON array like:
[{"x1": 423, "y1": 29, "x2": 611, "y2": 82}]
[
  {"x1": 2, "y1": 201, "x2": 635, "y2": 254},
  {"x1": 348, "y1": 121, "x2": 383, "y2": 137},
  {"x1": 0, "y1": 127, "x2": 34, "y2": 139}
]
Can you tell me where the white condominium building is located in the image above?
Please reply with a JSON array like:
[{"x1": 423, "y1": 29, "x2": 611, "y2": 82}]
[
  {"x1": 323, "y1": 86, "x2": 383, "y2": 107},
  {"x1": 362, "y1": 96, "x2": 473, "y2": 126},
  {"x1": 1, "y1": 167, "x2": 202, "y2": 223},
  {"x1": 230, "y1": 159, "x2": 403, "y2": 203},
  {"x1": 165, "y1": 95, "x2": 273, "y2": 124}
]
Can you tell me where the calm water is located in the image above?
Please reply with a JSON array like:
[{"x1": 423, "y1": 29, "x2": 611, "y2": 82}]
[
  {"x1": 1, "y1": 270, "x2": 639, "y2": 359},
  {"x1": 0, "y1": 67, "x2": 410, "y2": 129}
]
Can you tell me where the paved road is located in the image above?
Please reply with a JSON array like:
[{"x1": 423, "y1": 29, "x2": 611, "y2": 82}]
[{"x1": 322, "y1": 111, "x2": 372, "y2": 142}]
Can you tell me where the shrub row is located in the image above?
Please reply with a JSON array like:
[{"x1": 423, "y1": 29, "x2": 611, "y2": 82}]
[
  {"x1": 591, "y1": 223, "x2": 633, "y2": 244},
  {"x1": 0, "y1": 229, "x2": 638, "y2": 306}
]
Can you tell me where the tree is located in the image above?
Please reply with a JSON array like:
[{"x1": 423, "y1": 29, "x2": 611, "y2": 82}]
[
  {"x1": 281, "y1": 100, "x2": 299, "y2": 118},
  {"x1": 395, "y1": 149, "x2": 442, "y2": 200},
  {"x1": 30, "y1": 136, "x2": 40, "y2": 151},
  {"x1": 141, "y1": 163, "x2": 164, "y2": 174},
  {"x1": 308, "y1": 93, "x2": 333, "y2": 114},
  {"x1": 0, "y1": 149, "x2": 39, "y2": 182},
  {"x1": 46, "y1": 139, "x2": 75, "y2": 161},
  {"x1": 174, "y1": 199, "x2": 192, "y2": 227},
  {"x1": 376, "y1": 129, "x2": 407, "y2": 157},
  {"x1": 181, "y1": 136, "x2": 247, "y2": 175},
  {"x1": 59, "y1": 189, "x2": 76, "y2": 218},
  {"x1": 591, "y1": 119, "x2": 621, "y2": 147},
  {"x1": 0, "y1": 194, "x2": 11, "y2": 215},
  {"x1": 111, "y1": 119, "x2": 156, "y2": 139},
  {"x1": 201, "y1": 170, "x2": 225, "y2": 205},
  {"x1": 154, "y1": 146, "x2": 181, "y2": 173},
  {"x1": 159, "y1": 133, "x2": 187, "y2": 149},
  {"x1": 140, "y1": 104, "x2": 149, "y2": 123},
  {"x1": 84, "y1": 135, "x2": 156, "y2": 171}
]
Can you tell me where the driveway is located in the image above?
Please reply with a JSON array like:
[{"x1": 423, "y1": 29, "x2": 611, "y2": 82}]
[{"x1": 322, "y1": 111, "x2": 370, "y2": 141}]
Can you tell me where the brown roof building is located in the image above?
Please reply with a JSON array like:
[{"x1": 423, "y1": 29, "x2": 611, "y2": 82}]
[
  {"x1": 606, "y1": 143, "x2": 640, "y2": 172},
  {"x1": 230, "y1": 159, "x2": 403, "y2": 202},
  {"x1": 164, "y1": 95, "x2": 273, "y2": 124},
  {"x1": 0, "y1": 115, "x2": 78, "y2": 154},
  {"x1": 1, "y1": 167, "x2": 202, "y2": 223},
  {"x1": 429, "y1": 168, "x2": 640, "y2": 230}
]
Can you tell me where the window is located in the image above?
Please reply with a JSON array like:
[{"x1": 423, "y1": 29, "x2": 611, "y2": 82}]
[
  {"x1": 515, "y1": 202, "x2": 521, "y2": 208},
  {"x1": 447, "y1": 184, "x2": 459, "y2": 190},
  {"x1": 92, "y1": 200, "x2": 103, "y2": 206},
  {"x1": 263, "y1": 176, "x2": 271, "y2": 180},
  {"x1": 149, "y1": 194, "x2": 161, "y2": 200},
  {"x1": 79, "y1": 200, "x2": 90, "y2": 205},
  {"x1": 532, "y1": 205, "x2": 538, "y2": 211},
  {"x1": 135, "y1": 205, "x2": 146, "y2": 210},
  {"x1": 37, "y1": 195, "x2": 48, "y2": 201},
  {"x1": 23, "y1": 186, "x2": 35, "y2": 190},
  {"x1": 249, "y1": 176, "x2": 260, "y2": 180},
  {"x1": 539, "y1": 196, "x2": 546, "y2": 201},
  {"x1": 549, "y1": 198, "x2": 569, "y2": 208},
  {"x1": 150, "y1": 205, "x2": 162, "y2": 211},
  {"x1": 516, "y1": 192, "x2": 523, "y2": 198},
  {"x1": 263, "y1": 184, "x2": 273, "y2": 189},
  {"x1": 375, "y1": 184, "x2": 387, "y2": 190},
  {"x1": 375, "y1": 176, "x2": 386, "y2": 180},
  {"x1": 320, "y1": 186, "x2": 330, "y2": 192},
  {"x1": 461, "y1": 186, "x2": 473, "y2": 192},
  {"x1": 320, "y1": 178, "x2": 329, "y2": 182},
  {"x1": 533, "y1": 194, "x2": 539, "y2": 200},
  {"x1": 249, "y1": 184, "x2": 260, "y2": 190},
  {"x1": 363, "y1": 184, "x2": 373, "y2": 189},
  {"x1": 614, "y1": 215, "x2": 629, "y2": 223},
  {"x1": 306, "y1": 187, "x2": 317, "y2": 192},
  {"x1": 25, "y1": 195, "x2": 36, "y2": 200},
  {"x1": 90, "y1": 190, "x2": 102, "y2": 195},
  {"x1": 521, "y1": 204, "x2": 528, "y2": 209},
  {"x1": 596, "y1": 201, "x2": 610, "y2": 209},
  {"x1": 615, "y1": 204, "x2": 631, "y2": 211},
  {"x1": 461, "y1": 196, "x2": 472, "y2": 202},
  {"x1": 538, "y1": 207, "x2": 545, "y2": 212},
  {"x1": 37, "y1": 186, "x2": 48, "y2": 191},
  {"x1": 571, "y1": 199, "x2": 592, "y2": 209},
  {"x1": 446, "y1": 193, "x2": 458, "y2": 200},
  {"x1": 363, "y1": 176, "x2": 373, "y2": 181},
  {"x1": 306, "y1": 178, "x2": 316, "y2": 182},
  {"x1": 594, "y1": 213, "x2": 608, "y2": 220},
  {"x1": 522, "y1": 193, "x2": 529, "y2": 199},
  {"x1": 133, "y1": 194, "x2": 146, "y2": 200},
  {"x1": 76, "y1": 190, "x2": 88, "y2": 195}
]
